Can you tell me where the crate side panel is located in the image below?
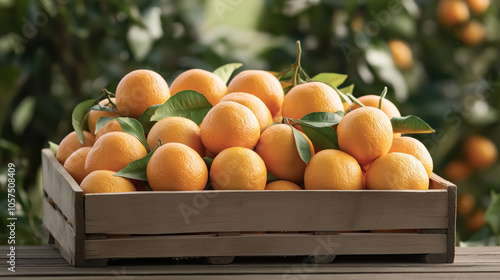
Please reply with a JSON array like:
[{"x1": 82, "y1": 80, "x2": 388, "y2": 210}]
[{"x1": 85, "y1": 190, "x2": 449, "y2": 234}]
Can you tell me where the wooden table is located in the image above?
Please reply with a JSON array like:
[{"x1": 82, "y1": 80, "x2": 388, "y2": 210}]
[{"x1": 1, "y1": 246, "x2": 499, "y2": 279}]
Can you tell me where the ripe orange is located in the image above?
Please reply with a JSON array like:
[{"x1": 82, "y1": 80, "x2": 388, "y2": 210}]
[
  {"x1": 227, "y1": 70, "x2": 284, "y2": 117},
  {"x1": 220, "y1": 92, "x2": 273, "y2": 132},
  {"x1": 169, "y1": 69, "x2": 227, "y2": 106},
  {"x1": 88, "y1": 98, "x2": 120, "y2": 135},
  {"x1": 365, "y1": 152, "x2": 429, "y2": 190},
  {"x1": 56, "y1": 131, "x2": 95, "y2": 164},
  {"x1": 388, "y1": 40, "x2": 413, "y2": 69},
  {"x1": 80, "y1": 170, "x2": 136, "y2": 194},
  {"x1": 115, "y1": 69, "x2": 170, "y2": 118},
  {"x1": 265, "y1": 180, "x2": 302, "y2": 190},
  {"x1": 463, "y1": 135, "x2": 498, "y2": 169},
  {"x1": 210, "y1": 147, "x2": 266, "y2": 190},
  {"x1": 95, "y1": 120, "x2": 123, "y2": 140},
  {"x1": 437, "y1": 0, "x2": 470, "y2": 27},
  {"x1": 457, "y1": 192, "x2": 476, "y2": 217},
  {"x1": 85, "y1": 132, "x2": 148, "y2": 173},
  {"x1": 466, "y1": 0, "x2": 489, "y2": 14},
  {"x1": 455, "y1": 21, "x2": 485, "y2": 46},
  {"x1": 388, "y1": 136, "x2": 433, "y2": 177},
  {"x1": 467, "y1": 209, "x2": 486, "y2": 232},
  {"x1": 63, "y1": 147, "x2": 91, "y2": 184},
  {"x1": 444, "y1": 160, "x2": 472, "y2": 182},
  {"x1": 200, "y1": 101, "x2": 260, "y2": 155},
  {"x1": 337, "y1": 107, "x2": 393, "y2": 165},
  {"x1": 147, "y1": 117, "x2": 205, "y2": 156},
  {"x1": 349, "y1": 95, "x2": 401, "y2": 119},
  {"x1": 304, "y1": 149, "x2": 364, "y2": 190},
  {"x1": 282, "y1": 82, "x2": 344, "y2": 120},
  {"x1": 147, "y1": 143, "x2": 208, "y2": 191},
  {"x1": 255, "y1": 124, "x2": 315, "y2": 184}
]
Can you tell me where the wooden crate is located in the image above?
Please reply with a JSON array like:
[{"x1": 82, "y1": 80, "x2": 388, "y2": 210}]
[{"x1": 41, "y1": 148, "x2": 457, "y2": 266}]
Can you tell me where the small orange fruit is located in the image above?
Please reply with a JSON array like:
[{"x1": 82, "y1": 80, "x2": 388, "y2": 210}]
[
  {"x1": 282, "y1": 82, "x2": 344, "y2": 120},
  {"x1": 210, "y1": 147, "x2": 266, "y2": 190},
  {"x1": 147, "y1": 117, "x2": 204, "y2": 156},
  {"x1": 255, "y1": 124, "x2": 315, "y2": 184},
  {"x1": 115, "y1": 69, "x2": 170, "y2": 118},
  {"x1": 305, "y1": 149, "x2": 364, "y2": 190},
  {"x1": 463, "y1": 135, "x2": 498, "y2": 169},
  {"x1": 388, "y1": 40, "x2": 413, "y2": 69},
  {"x1": 349, "y1": 95, "x2": 401, "y2": 119},
  {"x1": 265, "y1": 180, "x2": 302, "y2": 190},
  {"x1": 337, "y1": 106, "x2": 393, "y2": 165},
  {"x1": 80, "y1": 170, "x2": 136, "y2": 194},
  {"x1": 88, "y1": 98, "x2": 120, "y2": 135},
  {"x1": 200, "y1": 101, "x2": 260, "y2": 155},
  {"x1": 56, "y1": 131, "x2": 95, "y2": 165},
  {"x1": 437, "y1": 0, "x2": 470, "y2": 27},
  {"x1": 467, "y1": 209, "x2": 486, "y2": 232},
  {"x1": 466, "y1": 0, "x2": 489, "y2": 14},
  {"x1": 85, "y1": 132, "x2": 148, "y2": 173},
  {"x1": 388, "y1": 136, "x2": 433, "y2": 177},
  {"x1": 169, "y1": 69, "x2": 227, "y2": 106},
  {"x1": 95, "y1": 120, "x2": 123, "y2": 140},
  {"x1": 457, "y1": 192, "x2": 476, "y2": 217},
  {"x1": 147, "y1": 143, "x2": 208, "y2": 191},
  {"x1": 455, "y1": 21, "x2": 486, "y2": 46},
  {"x1": 365, "y1": 153, "x2": 429, "y2": 190},
  {"x1": 227, "y1": 70, "x2": 284, "y2": 117},
  {"x1": 445, "y1": 160, "x2": 472, "y2": 182},
  {"x1": 63, "y1": 147, "x2": 92, "y2": 184},
  {"x1": 219, "y1": 92, "x2": 273, "y2": 132}
]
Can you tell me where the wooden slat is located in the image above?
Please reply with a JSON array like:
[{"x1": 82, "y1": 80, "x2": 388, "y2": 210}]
[
  {"x1": 85, "y1": 189, "x2": 449, "y2": 234},
  {"x1": 84, "y1": 233, "x2": 446, "y2": 259}
]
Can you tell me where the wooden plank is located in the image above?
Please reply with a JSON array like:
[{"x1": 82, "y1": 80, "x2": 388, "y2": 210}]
[
  {"x1": 84, "y1": 233, "x2": 446, "y2": 259},
  {"x1": 445, "y1": 184, "x2": 457, "y2": 263},
  {"x1": 85, "y1": 189, "x2": 449, "y2": 235}
]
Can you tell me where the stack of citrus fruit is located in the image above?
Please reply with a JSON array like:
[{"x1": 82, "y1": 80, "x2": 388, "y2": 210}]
[{"x1": 53, "y1": 62, "x2": 451, "y2": 194}]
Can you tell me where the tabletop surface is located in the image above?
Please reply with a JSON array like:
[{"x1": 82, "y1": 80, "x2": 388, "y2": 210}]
[{"x1": 1, "y1": 246, "x2": 500, "y2": 279}]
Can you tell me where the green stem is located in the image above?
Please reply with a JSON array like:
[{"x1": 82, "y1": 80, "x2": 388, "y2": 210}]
[
  {"x1": 292, "y1": 41, "x2": 303, "y2": 87},
  {"x1": 378, "y1": 86, "x2": 388, "y2": 110}
]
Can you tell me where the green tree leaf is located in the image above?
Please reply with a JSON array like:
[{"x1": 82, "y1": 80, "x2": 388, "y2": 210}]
[
  {"x1": 48, "y1": 141, "x2": 59, "y2": 156},
  {"x1": 11, "y1": 96, "x2": 36, "y2": 135},
  {"x1": 115, "y1": 152, "x2": 153, "y2": 181},
  {"x1": 338, "y1": 84, "x2": 354, "y2": 106},
  {"x1": 213, "y1": 63, "x2": 243, "y2": 84},
  {"x1": 72, "y1": 99, "x2": 96, "y2": 144},
  {"x1": 89, "y1": 103, "x2": 117, "y2": 113},
  {"x1": 311, "y1": 73, "x2": 348, "y2": 87},
  {"x1": 291, "y1": 126, "x2": 312, "y2": 164},
  {"x1": 391, "y1": 115, "x2": 435, "y2": 134},
  {"x1": 299, "y1": 111, "x2": 344, "y2": 128},
  {"x1": 151, "y1": 90, "x2": 212, "y2": 125},
  {"x1": 115, "y1": 117, "x2": 150, "y2": 151},
  {"x1": 138, "y1": 104, "x2": 161, "y2": 133},
  {"x1": 127, "y1": 25, "x2": 153, "y2": 62},
  {"x1": 203, "y1": 157, "x2": 214, "y2": 172},
  {"x1": 300, "y1": 124, "x2": 339, "y2": 150},
  {"x1": 95, "y1": 116, "x2": 117, "y2": 134},
  {"x1": 485, "y1": 191, "x2": 500, "y2": 235},
  {"x1": 267, "y1": 171, "x2": 279, "y2": 183}
]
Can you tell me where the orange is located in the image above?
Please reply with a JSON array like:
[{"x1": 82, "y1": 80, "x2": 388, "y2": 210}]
[
  {"x1": 80, "y1": 170, "x2": 136, "y2": 194},
  {"x1": 348, "y1": 95, "x2": 401, "y2": 119},
  {"x1": 169, "y1": 69, "x2": 227, "y2": 106},
  {"x1": 220, "y1": 92, "x2": 273, "y2": 132},
  {"x1": 437, "y1": 0, "x2": 470, "y2": 27},
  {"x1": 466, "y1": 0, "x2": 489, "y2": 14},
  {"x1": 445, "y1": 160, "x2": 472, "y2": 182},
  {"x1": 147, "y1": 117, "x2": 204, "y2": 156},
  {"x1": 463, "y1": 135, "x2": 498, "y2": 169},
  {"x1": 467, "y1": 209, "x2": 486, "y2": 232},
  {"x1": 282, "y1": 82, "x2": 344, "y2": 120},
  {"x1": 455, "y1": 21, "x2": 485, "y2": 46},
  {"x1": 210, "y1": 147, "x2": 266, "y2": 190},
  {"x1": 255, "y1": 124, "x2": 315, "y2": 184},
  {"x1": 265, "y1": 180, "x2": 302, "y2": 190},
  {"x1": 56, "y1": 131, "x2": 95, "y2": 165},
  {"x1": 115, "y1": 69, "x2": 170, "y2": 118},
  {"x1": 388, "y1": 40, "x2": 413, "y2": 69},
  {"x1": 337, "y1": 106, "x2": 393, "y2": 165},
  {"x1": 95, "y1": 120, "x2": 123, "y2": 140},
  {"x1": 304, "y1": 149, "x2": 364, "y2": 190},
  {"x1": 365, "y1": 153, "x2": 429, "y2": 190},
  {"x1": 63, "y1": 147, "x2": 91, "y2": 184},
  {"x1": 457, "y1": 192, "x2": 476, "y2": 217},
  {"x1": 388, "y1": 136, "x2": 434, "y2": 177},
  {"x1": 85, "y1": 132, "x2": 148, "y2": 173},
  {"x1": 88, "y1": 98, "x2": 120, "y2": 135},
  {"x1": 227, "y1": 70, "x2": 284, "y2": 117},
  {"x1": 147, "y1": 143, "x2": 208, "y2": 191},
  {"x1": 200, "y1": 101, "x2": 260, "y2": 155}
]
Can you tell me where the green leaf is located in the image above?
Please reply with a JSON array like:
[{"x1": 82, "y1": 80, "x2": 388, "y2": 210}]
[
  {"x1": 138, "y1": 104, "x2": 161, "y2": 133},
  {"x1": 267, "y1": 171, "x2": 279, "y2": 183},
  {"x1": 299, "y1": 111, "x2": 344, "y2": 128},
  {"x1": 338, "y1": 84, "x2": 354, "y2": 105},
  {"x1": 89, "y1": 104, "x2": 117, "y2": 113},
  {"x1": 213, "y1": 63, "x2": 243, "y2": 84},
  {"x1": 291, "y1": 126, "x2": 312, "y2": 164},
  {"x1": 48, "y1": 141, "x2": 59, "y2": 156},
  {"x1": 114, "y1": 152, "x2": 153, "y2": 181},
  {"x1": 151, "y1": 90, "x2": 212, "y2": 125},
  {"x1": 379, "y1": 86, "x2": 388, "y2": 110},
  {"x1": 127, "y1": 25, "x2": 153, "y2": 61},
  {"x1": 11, "y1": 96, "x2": 36, "y2": 135},
  {"x1": 115, "y1": 117, "x2": 150, "y2": 151},
  {"x1": 485, "y1": 191, "x2": 500, "y2": 234},
  {"x1": 391, "y1": 115, "x2": 435, "y2": 134},
  {"x1": 95, "y1": 116, "x2": 117, "y2": 134},
  {"x1": 72, "y1": 99, "x2": 96, "y2": 144},
  {"x1": 311, "y1": 73, "x2": 348, "y2": 88},
  {"x1": 300, "y1": 124, "x2": 339, "y2": 150},
  {"x1": 203, "y1": 157, "x2": 214, "y2": 172}
]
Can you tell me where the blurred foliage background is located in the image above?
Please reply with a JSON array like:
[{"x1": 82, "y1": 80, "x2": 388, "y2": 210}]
[{"x1": 1, "y1": 0, "x2": 499, "y2": 245}]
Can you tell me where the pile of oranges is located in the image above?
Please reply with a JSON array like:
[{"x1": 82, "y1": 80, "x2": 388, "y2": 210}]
[{"x1": 55, "y1": 64, "x2": 440, "y2": 194}]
